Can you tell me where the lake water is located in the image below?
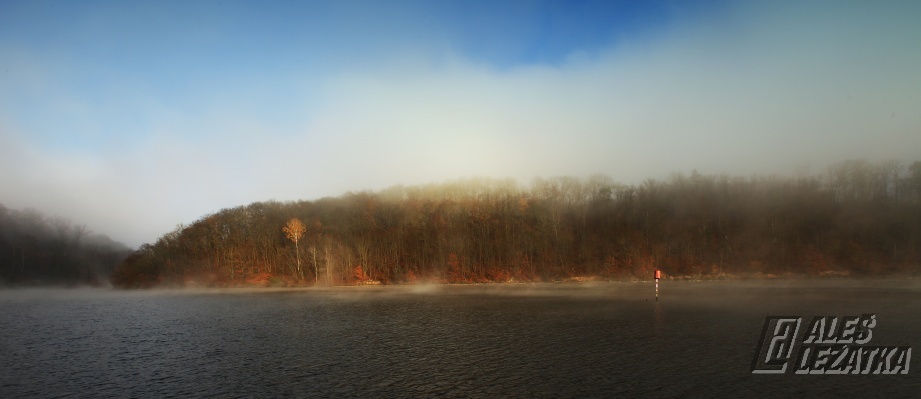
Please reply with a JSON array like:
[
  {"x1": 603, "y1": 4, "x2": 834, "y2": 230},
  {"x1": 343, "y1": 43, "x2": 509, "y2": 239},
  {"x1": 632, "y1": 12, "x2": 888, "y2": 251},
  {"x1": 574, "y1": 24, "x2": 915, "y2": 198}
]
[{"x1": 1, "y1": 280, "x2": 920, "y2": 398}]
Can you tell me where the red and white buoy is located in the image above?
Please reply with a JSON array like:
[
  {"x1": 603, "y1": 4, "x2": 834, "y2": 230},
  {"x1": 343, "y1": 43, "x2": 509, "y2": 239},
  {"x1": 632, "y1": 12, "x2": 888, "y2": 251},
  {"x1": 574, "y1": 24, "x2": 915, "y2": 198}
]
[{"x1": 654, "y1": 269, "x2": 661, "y2": 301}]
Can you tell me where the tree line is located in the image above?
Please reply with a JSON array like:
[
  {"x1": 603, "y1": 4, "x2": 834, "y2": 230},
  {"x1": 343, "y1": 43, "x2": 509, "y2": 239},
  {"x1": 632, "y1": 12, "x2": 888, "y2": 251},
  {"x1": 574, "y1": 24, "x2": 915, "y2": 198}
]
[
  {"x1": 110, "y1": 159, "x2": 921, "y2": 288},
  {"x1": 0, "y1": 205, "x2": 132, "y2": 286}
]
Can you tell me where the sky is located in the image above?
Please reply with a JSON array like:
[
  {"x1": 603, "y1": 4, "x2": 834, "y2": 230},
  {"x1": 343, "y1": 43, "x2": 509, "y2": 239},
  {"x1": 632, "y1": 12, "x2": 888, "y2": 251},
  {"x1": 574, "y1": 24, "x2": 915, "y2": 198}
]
[{"x1": 1, "y1": 0, "x2": 920, "y2": 248}]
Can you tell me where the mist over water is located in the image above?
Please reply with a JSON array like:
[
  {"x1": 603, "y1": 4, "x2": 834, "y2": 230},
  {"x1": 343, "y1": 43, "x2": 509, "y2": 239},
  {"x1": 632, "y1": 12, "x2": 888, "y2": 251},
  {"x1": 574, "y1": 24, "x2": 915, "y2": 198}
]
[{"x1": 1, "y1": 280, "x2": 920, "y2": 398}]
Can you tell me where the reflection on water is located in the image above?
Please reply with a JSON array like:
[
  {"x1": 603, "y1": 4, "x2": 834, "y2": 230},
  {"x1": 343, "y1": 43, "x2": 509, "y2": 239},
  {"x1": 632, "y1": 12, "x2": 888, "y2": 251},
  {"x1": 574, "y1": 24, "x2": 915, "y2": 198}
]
[{"x1": 1, "y1": 280, "x2": 919, "y2": 398}]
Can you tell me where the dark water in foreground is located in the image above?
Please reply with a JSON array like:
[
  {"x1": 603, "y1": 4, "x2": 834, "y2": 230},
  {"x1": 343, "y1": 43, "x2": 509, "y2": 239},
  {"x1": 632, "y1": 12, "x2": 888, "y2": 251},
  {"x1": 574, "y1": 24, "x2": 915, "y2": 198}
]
[{"x1": 1, "y1": 280, "x2": 920, "y2": 398}]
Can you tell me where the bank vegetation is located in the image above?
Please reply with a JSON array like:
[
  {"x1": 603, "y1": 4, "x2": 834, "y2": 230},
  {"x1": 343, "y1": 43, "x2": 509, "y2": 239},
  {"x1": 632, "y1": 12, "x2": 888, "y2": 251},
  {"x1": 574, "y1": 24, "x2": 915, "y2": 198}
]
[{"x1": 111, "y1": 159, "x2": 921, "y2": 288}]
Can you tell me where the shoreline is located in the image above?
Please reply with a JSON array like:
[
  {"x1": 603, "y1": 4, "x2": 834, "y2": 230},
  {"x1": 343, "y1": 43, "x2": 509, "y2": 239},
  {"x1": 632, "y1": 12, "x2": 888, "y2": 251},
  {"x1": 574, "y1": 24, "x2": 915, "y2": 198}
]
[{"x1": 126, "y1": 271, "x2": 921, "y2": 290}]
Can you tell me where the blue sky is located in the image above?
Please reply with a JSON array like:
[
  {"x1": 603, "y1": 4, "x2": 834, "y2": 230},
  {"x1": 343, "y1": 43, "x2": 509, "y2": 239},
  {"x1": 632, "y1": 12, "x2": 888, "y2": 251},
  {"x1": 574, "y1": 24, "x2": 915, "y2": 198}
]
[{"x1": 1, "y1": 0, "x2": 919, "y2": 247}]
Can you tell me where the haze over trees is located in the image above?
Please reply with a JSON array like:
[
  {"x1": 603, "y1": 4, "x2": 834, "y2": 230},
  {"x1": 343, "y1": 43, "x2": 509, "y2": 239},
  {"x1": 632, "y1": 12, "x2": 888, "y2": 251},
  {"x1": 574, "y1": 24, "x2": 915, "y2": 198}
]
[
  {"x1": 109, "y1": 159, "x2": 921, "y2": 288},
  {"x1": 0, "y1": 205, "x2": 132, "y2": 286}
]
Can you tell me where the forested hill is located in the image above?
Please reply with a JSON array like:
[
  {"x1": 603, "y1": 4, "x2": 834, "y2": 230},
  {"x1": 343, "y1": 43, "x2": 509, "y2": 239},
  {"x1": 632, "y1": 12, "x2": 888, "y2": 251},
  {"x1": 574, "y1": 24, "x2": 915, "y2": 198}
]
[
  {"x1": 0, "y1": 205, "x2": 132, "y2": 286},
  {"x1": 111, "y1": 160, "x2": 921, "y2": 288}
]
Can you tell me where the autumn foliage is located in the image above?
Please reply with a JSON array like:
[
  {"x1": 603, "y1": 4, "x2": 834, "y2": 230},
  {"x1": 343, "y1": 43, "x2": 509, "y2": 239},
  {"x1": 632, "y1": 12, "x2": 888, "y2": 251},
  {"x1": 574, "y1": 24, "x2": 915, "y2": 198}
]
[{"x1": 110, "y1": 160, "x2": 921, "y2": 288}]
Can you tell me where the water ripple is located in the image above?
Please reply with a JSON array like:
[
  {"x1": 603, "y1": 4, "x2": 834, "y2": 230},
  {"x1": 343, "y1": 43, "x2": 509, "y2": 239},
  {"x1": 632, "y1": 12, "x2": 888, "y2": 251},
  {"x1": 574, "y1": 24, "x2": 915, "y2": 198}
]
[{"x1": 2, "y1": 282, "x2": 920, "y2": 397}]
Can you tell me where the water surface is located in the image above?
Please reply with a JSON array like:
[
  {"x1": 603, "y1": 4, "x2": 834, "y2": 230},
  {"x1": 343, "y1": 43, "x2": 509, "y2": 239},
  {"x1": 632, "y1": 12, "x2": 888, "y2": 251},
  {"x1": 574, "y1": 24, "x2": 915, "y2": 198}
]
[{"x1": 1, "y1": 280, "x2": 919, "y2": 398}]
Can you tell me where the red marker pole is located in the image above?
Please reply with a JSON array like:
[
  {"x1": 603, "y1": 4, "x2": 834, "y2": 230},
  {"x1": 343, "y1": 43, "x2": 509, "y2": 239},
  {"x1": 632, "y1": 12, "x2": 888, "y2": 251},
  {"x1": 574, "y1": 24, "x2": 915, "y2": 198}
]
[{"x1": 654, "y1": 269, "x2": 661, "y2": 301}]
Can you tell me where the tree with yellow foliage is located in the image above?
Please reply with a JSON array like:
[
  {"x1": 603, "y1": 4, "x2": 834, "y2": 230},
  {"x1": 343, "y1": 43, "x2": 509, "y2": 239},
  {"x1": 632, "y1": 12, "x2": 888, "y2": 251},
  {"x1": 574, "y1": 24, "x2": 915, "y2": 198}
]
[{"x1": 282, "y1": 218, "x2": 306, "y2": 280}]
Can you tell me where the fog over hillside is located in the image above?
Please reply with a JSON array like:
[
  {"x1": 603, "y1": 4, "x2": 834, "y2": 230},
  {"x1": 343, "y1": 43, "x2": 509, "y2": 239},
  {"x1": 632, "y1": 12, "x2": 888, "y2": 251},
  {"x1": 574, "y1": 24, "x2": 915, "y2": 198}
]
[
  {"x1": 0, "y1": 203, "x2": 132, "y2": 285},
  {"x1": 1, "y1": 1, "x2": 919, "y2": 248}
]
